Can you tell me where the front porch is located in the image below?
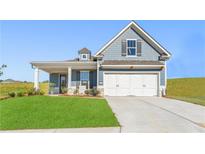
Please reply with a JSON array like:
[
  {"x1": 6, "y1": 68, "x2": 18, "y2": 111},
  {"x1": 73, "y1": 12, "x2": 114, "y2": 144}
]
[
  {"x1": 31, "y1": 61, "x2": 97, "y2": 95},
  {"x1": 49, "y1": 69, "x2": 97, "y2": 95}
]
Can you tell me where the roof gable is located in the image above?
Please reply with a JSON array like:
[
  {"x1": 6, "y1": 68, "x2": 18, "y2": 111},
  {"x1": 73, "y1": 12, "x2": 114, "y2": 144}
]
[
  {"x1": 94, "y1": 21, "x2": 171, "y2": 58},
  {"x1": 78, "y1": 47, "x2": 91, "y2": 54}
]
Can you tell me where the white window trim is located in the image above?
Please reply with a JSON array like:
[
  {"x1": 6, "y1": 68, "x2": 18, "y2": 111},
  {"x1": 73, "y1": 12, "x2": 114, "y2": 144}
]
[
  {"x1": 80, "y1": 71, "x2": 90, "y2": 89},
  {"x1": 80, "y1": 71, "x2": 90, "y2": 81},
  {"x1": 126, "y1": 39, "x2": 137, "y2": 57},
  {"x1": 81, "y1": 54, "x2": 88, "y2": 60}
]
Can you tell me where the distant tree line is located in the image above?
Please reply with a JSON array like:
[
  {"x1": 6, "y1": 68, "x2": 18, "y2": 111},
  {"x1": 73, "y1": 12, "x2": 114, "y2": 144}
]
[{"x1": 0, "y1": 64, "x2": 7, "y2": 77}]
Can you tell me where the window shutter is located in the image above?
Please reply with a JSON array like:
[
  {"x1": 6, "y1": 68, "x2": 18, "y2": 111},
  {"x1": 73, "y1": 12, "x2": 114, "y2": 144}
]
[
  {"x1": 137, "y1": 40, "x2": 142, "y2": 56},
  {"x1": 121, "y1": 39, "x2": 126, "y2": 56}
]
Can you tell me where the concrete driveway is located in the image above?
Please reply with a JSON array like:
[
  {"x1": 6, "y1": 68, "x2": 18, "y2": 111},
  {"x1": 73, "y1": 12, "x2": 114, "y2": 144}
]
[{"x1": 106, "y1": 97, "x2": 205, "y2": 133}]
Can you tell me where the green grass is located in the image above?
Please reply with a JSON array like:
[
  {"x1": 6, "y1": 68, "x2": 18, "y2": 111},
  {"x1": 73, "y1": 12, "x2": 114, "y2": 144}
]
[
  {"x1": 0, "y1": 96, "x2": 119, "y2": 130},
  {"x1": 167, "y1": 78, "x2": 205, "y2": 106},
  {"x1": 0, "y1": 83, "x2": 48, "y2": 97}
]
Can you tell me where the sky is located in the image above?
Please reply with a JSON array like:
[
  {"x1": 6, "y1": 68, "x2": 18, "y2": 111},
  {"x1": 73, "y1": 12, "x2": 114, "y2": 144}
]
[{"x1": 0, "y1": 20, "x2": 205, "y2": 82}]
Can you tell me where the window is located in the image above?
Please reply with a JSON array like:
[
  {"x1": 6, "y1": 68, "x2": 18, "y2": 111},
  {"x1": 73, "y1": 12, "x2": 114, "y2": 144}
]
[
  {"x1": 127, "y1": 40, "x2": 136, "y2": 56},
  {"x1": 80, "y1": 71, "x2": 89, "y2": 81},
  {"x1": 81, "y1": 54, "x2": 88, "y2": 60},
  {"x1": 80, "y1": 71, "x2": 89, "y2": 89}
]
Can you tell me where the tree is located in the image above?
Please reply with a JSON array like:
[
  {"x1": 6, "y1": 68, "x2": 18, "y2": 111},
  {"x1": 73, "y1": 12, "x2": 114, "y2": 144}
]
[{"x1": 0, "y1": 64, "x2": 7, "y2": 77}]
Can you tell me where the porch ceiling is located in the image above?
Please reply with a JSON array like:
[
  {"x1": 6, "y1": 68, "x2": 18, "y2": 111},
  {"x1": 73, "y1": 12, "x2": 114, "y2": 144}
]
[{"x1": 31, "y1": 61, "x2": 97, "y2": 73}]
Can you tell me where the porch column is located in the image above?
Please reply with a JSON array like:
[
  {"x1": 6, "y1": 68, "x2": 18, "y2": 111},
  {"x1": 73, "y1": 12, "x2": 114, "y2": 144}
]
[
  {"x1": 97, "y1": 61, "x2": 99, "y2": 88},
  {"x1": 67, "y1": 67, "x2": 72, "y2": 89},
  {"x1": 34, "y1": 67, "x2": 39, "y2": 90}
]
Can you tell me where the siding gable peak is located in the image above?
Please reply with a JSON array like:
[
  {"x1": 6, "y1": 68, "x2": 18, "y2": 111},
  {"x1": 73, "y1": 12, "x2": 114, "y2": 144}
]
[{"x1": 94, "y1": 21, "x2": 171, "y2": 59}]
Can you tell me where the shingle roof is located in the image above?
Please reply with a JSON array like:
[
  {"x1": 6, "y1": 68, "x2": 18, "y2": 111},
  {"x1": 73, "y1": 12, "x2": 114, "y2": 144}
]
[
  {"x1": 64, "y1": 56, "x2": 96, "y2": 62},
  {"x1": 102, "y1": 60, "x2": 163, "y2": 65},
  {"x1": 78, "y1": 48, "x2": 91, "y2": 54},
  {"x1": 64, "y1": 59, "x2": 79, "y2": 62}
]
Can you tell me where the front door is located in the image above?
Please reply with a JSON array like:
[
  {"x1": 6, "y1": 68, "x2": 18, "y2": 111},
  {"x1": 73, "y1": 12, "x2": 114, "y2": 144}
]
[{"x1": 60, "y1": 74, "x2": 67, "y2": 93}]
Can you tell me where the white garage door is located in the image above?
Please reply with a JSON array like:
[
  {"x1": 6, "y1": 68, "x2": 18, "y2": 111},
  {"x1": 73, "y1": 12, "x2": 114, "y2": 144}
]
[{"x1": 104, "y1": 73, "x2": 158, "y2": 96}]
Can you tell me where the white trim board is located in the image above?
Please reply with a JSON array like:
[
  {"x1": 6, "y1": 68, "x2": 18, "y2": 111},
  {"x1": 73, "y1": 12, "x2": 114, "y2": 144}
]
[
  {"x1": 164, "y1": 61, "x2": 167, "y2": 88},
  {"x1": 101, "y1": 65, "x2": 164, "y2": 69},
  {"x1": 126, "y1": 39, "x2": 137, "y2": 57}
]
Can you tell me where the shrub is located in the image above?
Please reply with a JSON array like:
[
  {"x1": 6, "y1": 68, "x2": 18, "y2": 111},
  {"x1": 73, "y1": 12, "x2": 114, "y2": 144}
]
[
  {"x1": 40, "y1": 91, "x2": 45, "y2": 95},
  {"x1": 16, "y1": 91, "x2": 24, "y2": 97},
  {"x1": 8, "y1": 92, "x2": 15, "y2": 97},
  {"x1": 33, "y1": 89, "x2": 45, "y2": 95},
  {"x1": 84, "y1": 89, "x2": 89, "y2": 95},
  {"x1": 89, "y1": 88, "x2": 100, "y2": 96},
  {"x1": 27, "y1": 89, "x2": 35, "y2": 96},
  {"x1": 34, "y1": 89, "x2": 41, "y2": 95},
  {"x1": 61, "y1": 87, "x2": 67, "y2": 94},
  {"x1": 73, "y1": 89, "x2": 79, "y2": 95}
]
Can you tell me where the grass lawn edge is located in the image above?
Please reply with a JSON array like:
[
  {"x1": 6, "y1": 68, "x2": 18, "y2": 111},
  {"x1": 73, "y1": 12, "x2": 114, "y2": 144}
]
[
  {"x1": 0, "y1": 96, "x2": 120, "y2": 130},
  {"x1": 166, "y1": 96, "x2": 205, "y2": 107}
]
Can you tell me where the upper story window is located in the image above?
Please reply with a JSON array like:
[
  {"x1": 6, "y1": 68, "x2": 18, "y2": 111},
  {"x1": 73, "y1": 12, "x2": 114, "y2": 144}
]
[
  {"x1": 127, "y1": 39, "x2": 136, "y2": 56},
  {"x1": 81, "y1": 54, "x2": 88, "y2": 60}
]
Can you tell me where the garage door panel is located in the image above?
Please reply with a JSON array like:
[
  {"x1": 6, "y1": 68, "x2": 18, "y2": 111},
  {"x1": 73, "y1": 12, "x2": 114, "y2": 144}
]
[
  {"x1": 130, "y1": 89, "x2": 144, "y2": 96},
  {"x1": 104, "y1": 74, "x2": 116, "y2": 88},
  {"x1": 143, "y1": 75, "x2": 157, "y2": 88},
  {"x1": 130, "y1": 75, "x2": 142, "y2": 88},
  {"x1": 143, "y1": 89, "x2": 157, "y2": 96},
  {"x1": 117, "y1": 75, "x2": 130, "y2": 88},
  {"x1": 104, "y1": 88, "x2": 116, "y2": 96},
  {"x1": 104, "y1": 73, "x2": 158, "y2": 96},
  {"x1": 141, "y1": 74, "x2": 158, "y2": 96},
  {"x1": 116, "y1": 89, "x2": 130, "y2": 96}
]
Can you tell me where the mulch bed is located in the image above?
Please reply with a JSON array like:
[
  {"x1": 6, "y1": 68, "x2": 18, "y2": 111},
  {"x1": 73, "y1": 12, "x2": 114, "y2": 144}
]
[{"x1": 58, "y1": 94, "x2": 104, "y2": 99}]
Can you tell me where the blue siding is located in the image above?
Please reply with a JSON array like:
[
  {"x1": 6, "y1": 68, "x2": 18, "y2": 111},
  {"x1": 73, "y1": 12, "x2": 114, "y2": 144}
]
[
  {"x1": 71, "y1": 70, "x2": 80, "y2": 87},
  {"x1": 49, "y1": 73, "x2": 60, "y2": 94},
  {"x1": 160, "y1": 68, "x2": 165, "y2": 86},
  {"x1": 102, "y1": 28, "x2": 160, "y2": 61},
  {"x1": 72, "y1": 70, "x2": 80, "y2": 82},
  {"x1": 90, "y1": 70, "x2": 97, "y2": 88}
]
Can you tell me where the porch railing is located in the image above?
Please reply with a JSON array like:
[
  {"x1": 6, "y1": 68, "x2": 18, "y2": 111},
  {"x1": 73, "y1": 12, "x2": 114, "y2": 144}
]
[
  {"x1": 71, "y1": 81, "x2": 90, "y2": 89},
  {"x1": 71, "y1": 81, "x2": 81, "y2": 87}
]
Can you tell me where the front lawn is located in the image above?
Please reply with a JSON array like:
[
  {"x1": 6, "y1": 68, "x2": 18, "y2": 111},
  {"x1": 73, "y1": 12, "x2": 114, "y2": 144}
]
[
  {"x1": 167, "y1": 78, "x2": 205, "y2": 106},
  {"x1": 0, "y1": 96, "x2": 119, "y2": 130}
]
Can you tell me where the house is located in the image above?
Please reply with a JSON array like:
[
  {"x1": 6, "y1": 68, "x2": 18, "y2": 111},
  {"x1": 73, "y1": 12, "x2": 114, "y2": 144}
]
[{"x1": 31, "y1": 21, "x2": 171, "y2": 96}]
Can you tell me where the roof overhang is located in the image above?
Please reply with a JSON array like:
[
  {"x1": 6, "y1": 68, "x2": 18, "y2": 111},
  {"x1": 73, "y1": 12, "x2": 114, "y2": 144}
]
[
  {"x1": 101, "y1": 65, "x2": 164, "y2": 69},
  {"x1": 31, "y1": 61, "x2": 97, "y2": 73},
  {"x1": 94, "y1": 21, "x2": 171, "y2": 58}
]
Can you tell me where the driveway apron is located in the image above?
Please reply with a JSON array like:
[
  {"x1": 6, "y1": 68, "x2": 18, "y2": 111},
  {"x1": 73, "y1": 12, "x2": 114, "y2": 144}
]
[{"x1": 106, "y1": 96, "x2": 205, "y2": 133}]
